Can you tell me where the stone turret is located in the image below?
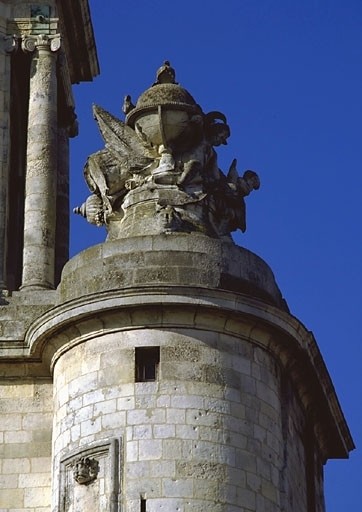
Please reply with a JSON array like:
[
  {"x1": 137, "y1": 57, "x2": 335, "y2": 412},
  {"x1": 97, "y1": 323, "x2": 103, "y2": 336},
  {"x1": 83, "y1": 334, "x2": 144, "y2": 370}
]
[
  {"x1": 0, "y1": 25, "x2": 354, "y2": 512},
  {"x1": 58, "y1": 63, "x2": 353, "y2": 511}
]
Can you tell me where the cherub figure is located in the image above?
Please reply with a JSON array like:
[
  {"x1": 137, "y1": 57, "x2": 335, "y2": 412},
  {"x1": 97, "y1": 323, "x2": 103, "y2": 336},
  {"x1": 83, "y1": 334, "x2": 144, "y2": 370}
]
[
  {"x1": 208, "y1": 159, "x2": 260, "y2": 236},
  {"x1": 174, "y1": 112, "x2": 231, "y2": 192}
]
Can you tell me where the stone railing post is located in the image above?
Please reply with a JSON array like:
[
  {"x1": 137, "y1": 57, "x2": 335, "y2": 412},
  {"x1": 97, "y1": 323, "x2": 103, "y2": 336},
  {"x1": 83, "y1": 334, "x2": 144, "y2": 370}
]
[{"x1": 21, "y1": 34, "x2": 60, "y2": 290}]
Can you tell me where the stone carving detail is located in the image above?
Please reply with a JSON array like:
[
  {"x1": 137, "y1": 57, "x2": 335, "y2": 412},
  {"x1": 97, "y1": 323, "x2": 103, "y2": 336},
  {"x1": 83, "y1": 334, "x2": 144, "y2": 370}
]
[
  {"x1": 73, "y1": 456, "x2": 99, "y2": 485},
  {"x1": 2, "y1": 35, "x2": 18, "y2": 53},
  {"x1": 74, "y1": 61, "x2": 259, "y2": 239},
  {"x1": 59, "y1": 438, "x2": 121, "y2": 512},
  {"x1": 21, "y1": 34, "x2": 61, "y2": 53}
]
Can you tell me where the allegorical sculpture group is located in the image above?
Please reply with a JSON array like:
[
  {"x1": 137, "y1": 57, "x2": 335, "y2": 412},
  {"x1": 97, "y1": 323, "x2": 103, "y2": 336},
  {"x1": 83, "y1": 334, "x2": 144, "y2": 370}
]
[{"x1": 74, "y1": 62, "x2": 259, "y2": 239}]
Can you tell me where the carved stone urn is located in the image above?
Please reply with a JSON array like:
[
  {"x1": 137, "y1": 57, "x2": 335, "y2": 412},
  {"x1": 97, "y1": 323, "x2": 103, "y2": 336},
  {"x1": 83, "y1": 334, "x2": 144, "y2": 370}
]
[
  {"x1": 126, "y1": 69, "x2": 204, "y2": 152},
  {"x1": 74, "y1": 61, "x2": 260, "y2": 240}
]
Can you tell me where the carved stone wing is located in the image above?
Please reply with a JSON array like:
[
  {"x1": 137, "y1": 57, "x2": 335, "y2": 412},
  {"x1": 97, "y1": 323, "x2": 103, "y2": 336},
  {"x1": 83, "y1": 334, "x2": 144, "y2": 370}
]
[
  {"x1": 92, "y1": 104, "x2": 156, "y2": 171},
  {"x1": 227, "y1": 158, "x2": 239, "y2": 184}
]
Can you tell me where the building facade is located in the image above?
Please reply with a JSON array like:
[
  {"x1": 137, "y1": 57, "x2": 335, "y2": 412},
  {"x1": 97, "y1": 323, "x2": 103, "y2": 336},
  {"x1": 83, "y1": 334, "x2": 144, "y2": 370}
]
[
  {"x1": 0, "y1": 2, "x2": 354, "y2": 512},
  {"x1": 0, "y1": 0, "x2": 98, "y2": 509}
]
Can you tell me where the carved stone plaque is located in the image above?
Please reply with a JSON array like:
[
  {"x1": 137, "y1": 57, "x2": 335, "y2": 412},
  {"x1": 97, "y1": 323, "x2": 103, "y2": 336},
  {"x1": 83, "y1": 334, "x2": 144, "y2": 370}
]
[{"x1": 59, "y1": 438, "x2": 121, "y2": 512}]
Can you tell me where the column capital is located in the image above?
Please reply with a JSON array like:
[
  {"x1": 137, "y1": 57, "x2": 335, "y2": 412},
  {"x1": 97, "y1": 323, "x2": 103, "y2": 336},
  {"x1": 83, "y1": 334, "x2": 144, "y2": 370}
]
[
  {"x1": 2, "y1": 35, "x2": 19, "y2": 53},
  {"x1": 21, "y1": 34, "x2": 61, "y2": 53}
]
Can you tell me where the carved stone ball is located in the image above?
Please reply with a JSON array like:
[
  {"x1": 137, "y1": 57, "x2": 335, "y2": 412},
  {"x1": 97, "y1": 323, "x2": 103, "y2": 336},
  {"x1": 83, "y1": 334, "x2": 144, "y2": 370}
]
[{"x1": 126, "y1": 83, "x2": 203, "y2": 150}]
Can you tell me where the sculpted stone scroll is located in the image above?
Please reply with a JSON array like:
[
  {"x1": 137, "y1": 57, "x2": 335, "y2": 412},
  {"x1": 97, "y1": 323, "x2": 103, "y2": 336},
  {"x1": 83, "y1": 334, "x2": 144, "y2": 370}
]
[
  {"x1": 74, "y1": 62, "x2": 259, "y2": 239},
  {"x1": 21, "y1": 34, "x2": 61, "y2": 53}
]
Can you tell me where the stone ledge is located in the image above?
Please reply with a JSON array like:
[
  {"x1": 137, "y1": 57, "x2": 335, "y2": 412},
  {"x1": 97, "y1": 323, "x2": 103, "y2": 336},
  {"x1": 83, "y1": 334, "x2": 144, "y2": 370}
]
[
  {"x1": 0, "y1": 282, "x2": 354, "y2": 459},
  {"x1": 39, "y1": 287, "x2": 359, "y2": 459},
  {"x1": 56, "y1": 0, "x2": 99, "y2": 83},
  {"x1": 0, "y1": 289, "x2": 56, "y2": 346},
  {"x1": 58, "y1": 234, "x2": 287, "y2": 310}
]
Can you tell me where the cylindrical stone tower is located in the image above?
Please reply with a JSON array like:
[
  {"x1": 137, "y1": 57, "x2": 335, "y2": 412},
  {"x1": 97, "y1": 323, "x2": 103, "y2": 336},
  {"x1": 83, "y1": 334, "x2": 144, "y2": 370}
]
[
  {"x1": 29, "y1": 63, "x2": 353, "y2": 511},
  {"x1": 32, "y1": 233, "x2": 352, "y2": 512}
]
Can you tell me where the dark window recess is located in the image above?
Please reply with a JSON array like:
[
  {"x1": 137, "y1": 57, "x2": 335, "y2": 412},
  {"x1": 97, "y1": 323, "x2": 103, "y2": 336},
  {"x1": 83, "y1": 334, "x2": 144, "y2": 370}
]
[
  {"x1": 140, "y1": 497, "x2": 146, "y2": 512},
  {"x1": 135, "y1": 347, "x2": 160, "y2": 382}
]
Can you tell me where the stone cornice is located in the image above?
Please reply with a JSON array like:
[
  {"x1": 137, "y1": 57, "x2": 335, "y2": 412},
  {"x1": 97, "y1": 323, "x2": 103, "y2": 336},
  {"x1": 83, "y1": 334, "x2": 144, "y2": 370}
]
[
  {"x1": 7, "y1": 17, "x2": 59, "y2": 37},
  {"x1": 57, "y1": 50, "x2": 78, "y2": 136},
  {"x1": 0, "y1": 284, "x2": 354, "y2": 460},
  {"x1": 56, "y1": 0, "x2": 99, "y2": 83},
  {"x1": 7, "y1": 1, "x2": 99, "y2": 83}
]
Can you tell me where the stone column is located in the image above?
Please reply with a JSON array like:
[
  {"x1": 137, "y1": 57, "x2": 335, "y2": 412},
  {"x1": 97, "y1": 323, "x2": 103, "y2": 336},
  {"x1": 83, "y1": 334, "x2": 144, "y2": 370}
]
[{"x1": 21, "y1": 34, "x2": 60, "y2": 290}]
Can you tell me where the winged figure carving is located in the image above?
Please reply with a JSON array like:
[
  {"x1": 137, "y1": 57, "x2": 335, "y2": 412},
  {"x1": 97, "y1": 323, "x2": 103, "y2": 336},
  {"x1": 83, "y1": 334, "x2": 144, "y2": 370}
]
[
  {"x1": 74, "y1": 63, "x2": 260, "y2": 240},
  {"x1": 83, "y1": 105, "x2": 158, "y2": 216}
]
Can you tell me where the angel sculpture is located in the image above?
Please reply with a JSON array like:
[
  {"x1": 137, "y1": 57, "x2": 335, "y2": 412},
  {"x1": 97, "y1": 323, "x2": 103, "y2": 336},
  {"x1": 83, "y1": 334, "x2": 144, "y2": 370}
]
[
  {"x1": 74, "y1": 105, "x2": 158, "y2": 226},
  {"x1": 74, "y1": 62, "x2": 259, "y2": 239}
]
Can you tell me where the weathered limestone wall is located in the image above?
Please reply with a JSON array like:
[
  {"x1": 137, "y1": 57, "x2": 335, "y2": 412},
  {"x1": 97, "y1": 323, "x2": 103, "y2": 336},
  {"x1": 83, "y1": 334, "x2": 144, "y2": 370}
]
[
  {"x1": 0, "y1": 228, "x2": 352, "y2": 512},
  {"x1": 57, "y1": 234, "x2": 285, "y2": 308},
  {"x1": 282, "y1": 383, "x2": 325, "y2": 512},
  {"x1": 0, "y1": 379, "x2": 53, "y2": 510},
  {"x1": 0, "y1": 0, "x2": 99, "y2": 509},
  {"x1": 50, "y1": 325, "x2": 316, "y2": 512},
  {"x1": 0, "y1": 226, "x2": 353, "y2": 512},
  {"x1": 7, "y1": 232, "x2": 342, "y2": 512}
]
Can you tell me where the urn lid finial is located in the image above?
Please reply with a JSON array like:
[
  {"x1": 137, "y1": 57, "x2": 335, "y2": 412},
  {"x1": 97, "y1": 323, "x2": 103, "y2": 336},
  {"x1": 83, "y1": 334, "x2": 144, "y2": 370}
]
[
  {"x1": 154, "y1": 60, "x2": 176, "y2": 85},
  {"x1": 125, "y1": 61, "x2": 202, "y2": 128}
]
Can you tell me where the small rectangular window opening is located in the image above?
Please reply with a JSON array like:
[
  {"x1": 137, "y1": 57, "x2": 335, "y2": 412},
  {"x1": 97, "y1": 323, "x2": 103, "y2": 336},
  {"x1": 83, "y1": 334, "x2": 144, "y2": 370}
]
[
  {"x1": 135, "y1": 347, "x2": 160, "y2": 382},
  {"x1": 140, "y1": 496, "x2": 146, "y2": 512}
]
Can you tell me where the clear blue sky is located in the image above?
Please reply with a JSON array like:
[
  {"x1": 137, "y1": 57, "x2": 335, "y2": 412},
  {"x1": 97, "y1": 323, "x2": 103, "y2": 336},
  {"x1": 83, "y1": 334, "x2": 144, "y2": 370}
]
[{"x1": 70, "y1": 1, "x2": 361, "y2": 509}]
